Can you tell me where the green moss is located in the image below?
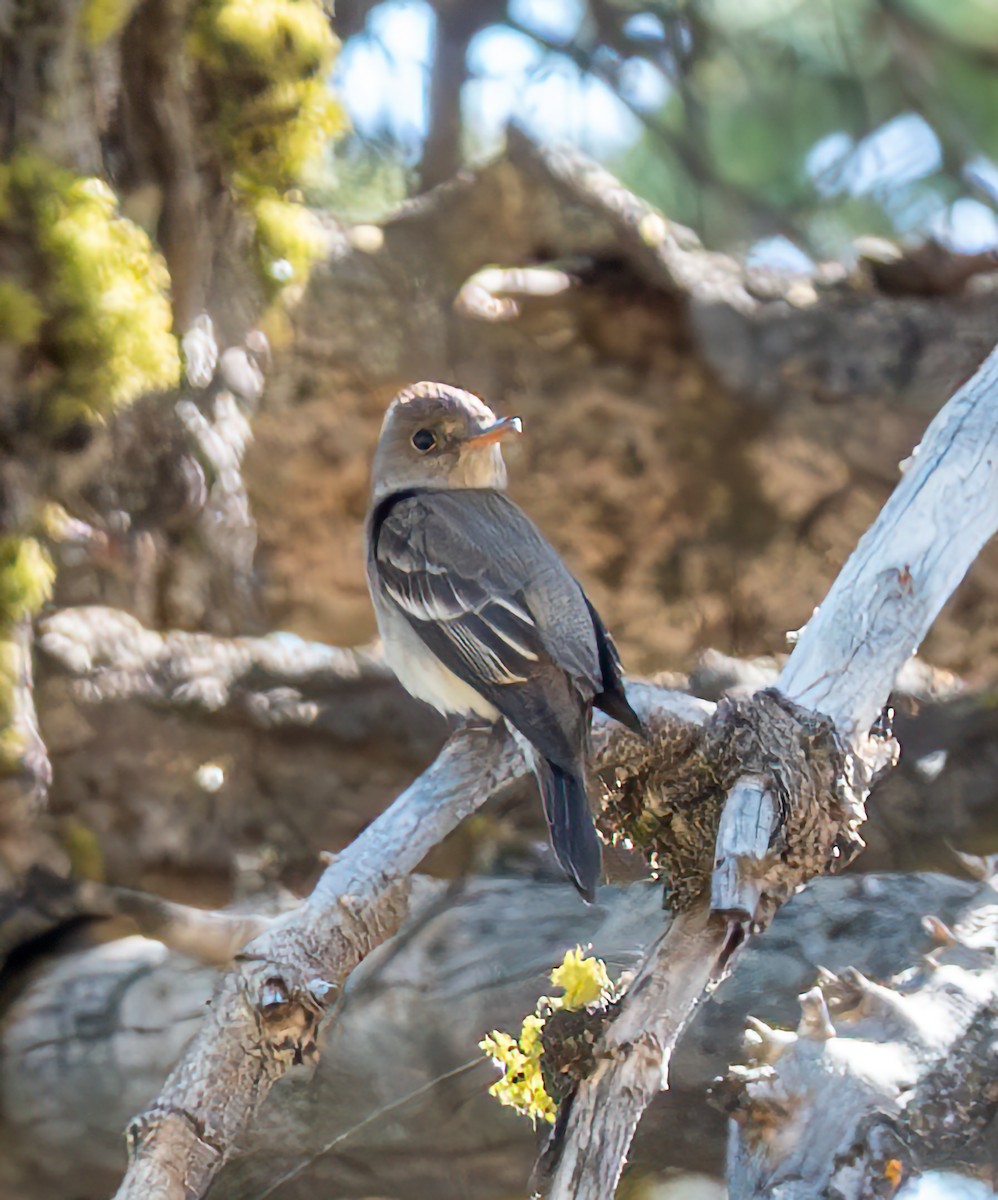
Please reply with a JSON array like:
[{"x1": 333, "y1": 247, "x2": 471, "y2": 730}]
[
  {"x1": 190, "y1": 0, "x2": 344, "y2": 298},
  {"x1": 82, "y1": 0, "x2": 140, "y2": 44},
  {"x1": 0, "y1": 153, "x2": 180, "y2": 429},
  {"x1": 62, "y1": 818, "x2": 106, "y2": 881}
]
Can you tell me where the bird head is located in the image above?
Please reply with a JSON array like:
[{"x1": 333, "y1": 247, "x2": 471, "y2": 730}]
[{"x1": 370, "y1": 382, "x2": 522, "y2": 501}]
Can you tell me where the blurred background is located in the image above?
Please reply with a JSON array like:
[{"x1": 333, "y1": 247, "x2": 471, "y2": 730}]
[
  {"x1": 2, "y1": 0, "x2": 998, "y2": 1197},
  {"x1": 328, "y1": 0, "x2": 998, "y2": 258}
]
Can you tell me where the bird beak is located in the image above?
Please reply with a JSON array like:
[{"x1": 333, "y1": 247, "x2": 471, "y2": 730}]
[{"x1": 463, "y1": 416, "x2": 523, "y2": 448}]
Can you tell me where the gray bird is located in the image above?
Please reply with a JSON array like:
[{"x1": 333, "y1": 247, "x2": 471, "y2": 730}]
[{"x1": 366, "y1": 381, "x2": 642, "y2": 901}]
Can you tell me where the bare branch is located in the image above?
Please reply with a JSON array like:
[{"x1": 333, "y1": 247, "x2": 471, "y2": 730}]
[
  {"x1": 1, "y1": 871, "x2": 983, "y2": 1200},
  {"x1": 779, "y1": 346, "x2": 998, "y2": 743},
  {"x1": 37, "y1": 605, "x2": 396, "y2": 732},
  {"x1": 541, "y1": 342, "x2": 998, "y2": 1198},
  {"x1": 533, "y1": 901, "x2": 732, "y2": 1198},
  {"x1": 111, "y1": 684, "x2": 706, "y2": 1199}
]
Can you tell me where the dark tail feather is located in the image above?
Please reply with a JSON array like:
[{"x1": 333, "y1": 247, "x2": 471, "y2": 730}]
[
  {"x1": 594, "y1": 685, "x2": 644, "y2": 738},
  {"x1": 534, "y1": 756, "x2": 601, "y2": 902},
  {"x1": 584, "y1": 596, "x2": 645, "y2": 737}
]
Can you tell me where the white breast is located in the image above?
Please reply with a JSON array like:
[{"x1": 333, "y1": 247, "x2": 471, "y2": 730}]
[{"x1": 375, "y1": 598, "x2": 499, "y2": 720}]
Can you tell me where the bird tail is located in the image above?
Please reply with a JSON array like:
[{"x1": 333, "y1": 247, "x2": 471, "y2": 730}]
[{"x1": 533, "y1": 755, "x2": 601, "y2": 903}]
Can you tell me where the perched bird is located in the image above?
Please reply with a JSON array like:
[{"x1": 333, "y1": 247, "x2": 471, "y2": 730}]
[{"x1": 366, "y1": 381, "x2": 642, "y2": 901}]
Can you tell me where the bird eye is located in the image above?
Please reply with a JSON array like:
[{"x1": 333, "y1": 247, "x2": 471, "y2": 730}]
[{"x1": 411, "y1": 428, "x2": 436, "y2": 452}]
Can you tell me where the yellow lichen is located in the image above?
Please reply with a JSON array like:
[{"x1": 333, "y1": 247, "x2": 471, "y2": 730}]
[
  {"x1": 0, "y1": 538, "x2": 55, "y2": 626},
  {"x1": 480, "y1": 948, "x2": 615, "y2": 1126},
  {"x1": 229, "y1": 77, "x2": 345, "y2": 191},
  {"x1": 0, "y1": 538, "x2": 55, "y2": 772},
  {"x1": 0, "y1": 636, "x2": 20, "y2": 763},
  {"x1": 0, "y1": 280, "x2": 43, "y2": 346},
  {"x1": 480, "y1": 1015, "x2": 556, "y2": 1126},
  {"x1": 0, "y1": 153, "x2": 180, "y2": 429},
  {"x1": 0, "y1": 276, "x2": 43, "y2": 343},
  {"x1": 549, "y1": 946, "x2": 613, "y2": 1011},
  {"x1": 0, "y1": 722, "x2": 26, "y2": 771},
  {"x1": 190, "y1": 0, "x2": 343, "y2": 298},
  {"x1": 251, "y1": 193, "x2": 328, "y2": 293},
  {"x1": 82, "y1": 0, "x2": 140, "y2": 44},
  {"x1": 200, "y1": 0, "x2": 336, "y2": 81}
]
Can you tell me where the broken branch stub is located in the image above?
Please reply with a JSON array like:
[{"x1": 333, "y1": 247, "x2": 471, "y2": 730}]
[{"x1": 711, "y1": 775, "x2": 774, "y2": 922}]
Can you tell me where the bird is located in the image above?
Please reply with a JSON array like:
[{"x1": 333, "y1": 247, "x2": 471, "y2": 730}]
[{"x1": 365, "y1": 381, "x2": 642, "y2": 901}]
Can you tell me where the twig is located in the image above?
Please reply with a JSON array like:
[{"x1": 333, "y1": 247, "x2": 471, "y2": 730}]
[{"x1": 84, "y1": 883, "x2": 282, "y2": 965}]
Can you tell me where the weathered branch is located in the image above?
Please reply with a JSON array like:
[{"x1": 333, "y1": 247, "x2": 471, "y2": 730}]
[
  {"x1": 541, "y1": 341, "x2": 998, "y2": 1198},
  {"x1": 32, "y1": 598, "x2": 998, "y2": 892},
  {"x1": 723, "y1": 885, "x2": 998, "y2": 1198},
  {"x1": 778, "y1": 350, "x2": 998, "y2": 742},
  {"x1": 110, "y1": 683, "x2": 707, "y2": 1198},
  {"x1": 38, "y1": 605, "x2": 395, "y2": 732},
  {"x1": 2, "y1": 871, "x2": 979, "y2": 1200},
  {"x1": 533, "y1": 901, "x2": 732, "y2": 1197}
]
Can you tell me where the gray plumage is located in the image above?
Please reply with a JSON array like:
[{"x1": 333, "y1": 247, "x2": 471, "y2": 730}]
[{"x1": 366, "y1": 382, "x2": 641, "y2": 900}]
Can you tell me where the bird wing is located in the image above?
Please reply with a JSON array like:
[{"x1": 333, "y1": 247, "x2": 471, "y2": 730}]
[{"x1": 371, "y1": 489, "x2": 600, "y2": 768}]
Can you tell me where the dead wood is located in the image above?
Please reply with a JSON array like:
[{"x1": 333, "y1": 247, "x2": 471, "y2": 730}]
[
  {"x1": 722, "y1": 881, "x2": 998, "y2": 1198},
  {"x1": 0, "y1": 872, "x2": 980, "y2": 1200},
  {"x1": 539, "y1": 342, "x2": 998, "y2": 1199}
]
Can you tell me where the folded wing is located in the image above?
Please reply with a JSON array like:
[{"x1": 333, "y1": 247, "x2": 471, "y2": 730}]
[{"x1": 372, "y1": 489, "x2": 600, "y2": 768}]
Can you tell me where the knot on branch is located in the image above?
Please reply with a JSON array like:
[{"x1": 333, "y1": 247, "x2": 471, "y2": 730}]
[
  {"x1": 600, "y1": 688, "x2": 866, "y2": 917},
  {"x1": 239, "y1": 963, "x2": 330, "y2": 1070}
]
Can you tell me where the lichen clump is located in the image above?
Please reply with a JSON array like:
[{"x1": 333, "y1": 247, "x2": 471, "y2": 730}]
[
  {"x1": 0, "y1": 537, "x2": 55, "y2": 769},
  {"x1": 0, "y1": 153, "x2": 180, "y2": 430},
  {"x1": 82, "y1": 0, "x2": 139, "y2": 44},
  {"x1": 190, "y1": 0, "x2": 344, "y2": 296},
  {"x1": 480, "y1": 947, "x2": 617, "y2": 1126},
  {"x1": 252, "y1": 193, "x2": 328, "y2": 294}
]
